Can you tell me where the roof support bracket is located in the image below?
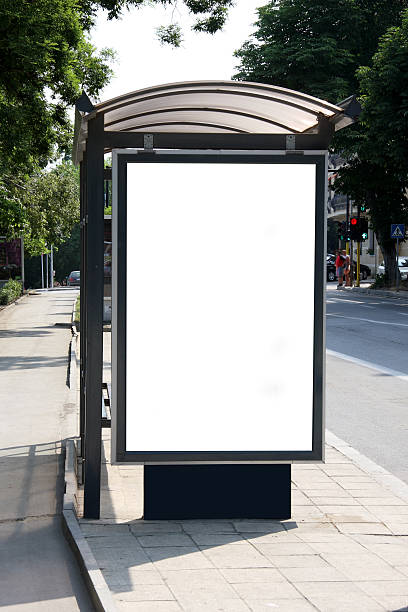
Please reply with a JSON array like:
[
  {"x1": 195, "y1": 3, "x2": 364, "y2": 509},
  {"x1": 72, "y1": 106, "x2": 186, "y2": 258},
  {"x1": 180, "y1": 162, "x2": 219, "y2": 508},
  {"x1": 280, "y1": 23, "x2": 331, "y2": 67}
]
[
  {"x1": 144, "y1": 134, "x2": 154, "y2": 150},
  {"x1": 286, "y1": 135, "x2": 296, "y2": 150}
]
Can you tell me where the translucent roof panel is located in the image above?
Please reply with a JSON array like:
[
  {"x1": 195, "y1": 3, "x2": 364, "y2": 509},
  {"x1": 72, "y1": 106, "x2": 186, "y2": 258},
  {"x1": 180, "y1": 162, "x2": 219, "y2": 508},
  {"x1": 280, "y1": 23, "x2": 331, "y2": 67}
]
[
  {"x1": 93, "y1": 80, "x2": 344, "y2": 135},
  {"x1": 74, "y1": 80, "x2": 358, "y2": 161}
]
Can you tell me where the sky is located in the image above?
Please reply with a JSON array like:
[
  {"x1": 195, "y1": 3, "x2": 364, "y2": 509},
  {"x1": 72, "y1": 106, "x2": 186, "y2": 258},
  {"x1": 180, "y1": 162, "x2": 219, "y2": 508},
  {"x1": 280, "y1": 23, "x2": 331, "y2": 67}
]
[{"x1": 90, "y1": 0, "x2": 264, "y2": 103}]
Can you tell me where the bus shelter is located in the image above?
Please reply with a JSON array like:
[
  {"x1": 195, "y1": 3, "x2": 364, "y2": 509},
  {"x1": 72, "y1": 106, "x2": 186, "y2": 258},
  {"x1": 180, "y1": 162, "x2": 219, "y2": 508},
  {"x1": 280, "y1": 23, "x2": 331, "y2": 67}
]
[{"x1": 74, "y1": 80, "x2": 360, "y2": 519}]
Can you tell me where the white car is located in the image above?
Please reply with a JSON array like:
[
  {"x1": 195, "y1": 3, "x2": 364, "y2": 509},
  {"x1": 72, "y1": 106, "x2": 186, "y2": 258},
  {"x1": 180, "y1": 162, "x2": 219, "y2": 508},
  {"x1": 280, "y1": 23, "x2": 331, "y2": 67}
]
[{"x1": 378, "y1": 257, "x2": 408, "y2": 280}]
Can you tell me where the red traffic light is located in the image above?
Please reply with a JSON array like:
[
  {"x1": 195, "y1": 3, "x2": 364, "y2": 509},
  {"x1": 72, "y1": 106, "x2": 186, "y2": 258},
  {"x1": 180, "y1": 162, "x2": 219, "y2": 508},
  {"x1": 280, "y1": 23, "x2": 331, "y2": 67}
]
[{"x1": 351, "y1": 218, "x2": 358, "y2": 225}]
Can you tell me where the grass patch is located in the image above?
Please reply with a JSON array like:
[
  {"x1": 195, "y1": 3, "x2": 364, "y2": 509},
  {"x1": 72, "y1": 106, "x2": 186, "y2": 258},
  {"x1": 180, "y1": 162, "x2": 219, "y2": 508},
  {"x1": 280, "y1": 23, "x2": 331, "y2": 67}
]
[{"x1": 75, "y1": 295, "x2": 80, "y2": 326}]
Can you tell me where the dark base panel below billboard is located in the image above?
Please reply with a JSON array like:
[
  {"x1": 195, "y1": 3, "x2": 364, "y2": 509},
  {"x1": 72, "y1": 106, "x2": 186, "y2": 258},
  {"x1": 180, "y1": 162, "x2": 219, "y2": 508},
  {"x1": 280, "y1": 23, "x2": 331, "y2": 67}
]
[{"x1": 143, "y1": 464, "x2": 291, "y2": 520}]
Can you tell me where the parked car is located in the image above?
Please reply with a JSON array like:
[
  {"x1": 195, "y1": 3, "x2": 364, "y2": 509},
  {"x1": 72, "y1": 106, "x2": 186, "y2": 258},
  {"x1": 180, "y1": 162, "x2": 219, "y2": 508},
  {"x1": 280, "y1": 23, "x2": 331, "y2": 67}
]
[
  {"x1": 67, "y1": 270, "x2": 80, "y2": 286},
  {"x1": 378, "y1": 257, "x2": 408, "y2": 280},
  {"x1": 326, "y1": 255, "x2": 371, "y2": 281}
]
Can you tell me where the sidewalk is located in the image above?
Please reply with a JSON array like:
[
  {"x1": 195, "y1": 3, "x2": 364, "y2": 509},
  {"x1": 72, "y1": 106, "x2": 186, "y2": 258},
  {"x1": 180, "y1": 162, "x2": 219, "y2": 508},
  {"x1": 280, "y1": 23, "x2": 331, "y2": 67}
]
[
  {"x1": 72, "y1": 332, "x2": 408, "y2": 612},
  {"x1": 0, "y1": 288, "x2": 93, "y2": 611}
]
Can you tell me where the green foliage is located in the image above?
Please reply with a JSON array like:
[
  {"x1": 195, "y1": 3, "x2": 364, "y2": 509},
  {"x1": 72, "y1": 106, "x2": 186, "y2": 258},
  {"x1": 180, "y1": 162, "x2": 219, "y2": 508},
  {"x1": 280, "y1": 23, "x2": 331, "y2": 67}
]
[
  {"x1": 357, "y1": 9, "x2": 408, "y2": 171},
  {"x1": 0, "y1": 162, "x2": 80, "y2": 256},
  {"x1": 156, "y1": 24, "x2": 183, "y2": 47},
  {"x1": 0, "y1": 279, "x2": 22, "y2": 305},
  {"x1": 0, "y1": 0, "x2": 233, "y2": 243},
  {"x1": 75, "y1": 295, "x2": 80, "y2": 325},
  {"x1": 371, "y1": 273, "x2": 387, "y2": 288},
  {"x1": 0, "y1": 0, "x2": 115, "y2": 177},
  {"x1": 100, "y1": 0, "x2": 233, "y2": 33},
  {"x1": 234, "y1": 0, "x2": 407, "y2": 103},
  {"x1": 234, "y1": 0, "x2": 358, "y2": 103}
]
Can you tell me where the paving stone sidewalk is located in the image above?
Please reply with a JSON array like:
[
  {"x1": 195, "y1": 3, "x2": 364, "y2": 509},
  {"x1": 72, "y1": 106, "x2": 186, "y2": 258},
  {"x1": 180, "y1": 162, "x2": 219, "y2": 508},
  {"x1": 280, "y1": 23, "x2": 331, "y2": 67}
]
[
  {"x1": 74, "y1": 332, "x2": 408, "y2": 612},
  {"x1": 74, "y1": 428, "x2": 408, "y2": 612}
]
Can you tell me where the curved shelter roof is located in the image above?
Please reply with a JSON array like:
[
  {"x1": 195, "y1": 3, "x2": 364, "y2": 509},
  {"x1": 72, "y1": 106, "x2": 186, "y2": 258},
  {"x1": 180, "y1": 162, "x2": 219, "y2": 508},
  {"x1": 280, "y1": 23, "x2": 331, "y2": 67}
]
[{"x1": 74, "y1": 80, "x2": 360, "y2": 160}]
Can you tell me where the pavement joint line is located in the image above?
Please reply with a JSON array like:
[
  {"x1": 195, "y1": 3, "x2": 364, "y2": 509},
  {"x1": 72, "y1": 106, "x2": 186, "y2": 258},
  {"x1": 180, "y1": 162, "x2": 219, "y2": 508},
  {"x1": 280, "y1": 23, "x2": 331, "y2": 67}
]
[{"x1": 326, "y1": 349, "x2": 408, "y2": 382}]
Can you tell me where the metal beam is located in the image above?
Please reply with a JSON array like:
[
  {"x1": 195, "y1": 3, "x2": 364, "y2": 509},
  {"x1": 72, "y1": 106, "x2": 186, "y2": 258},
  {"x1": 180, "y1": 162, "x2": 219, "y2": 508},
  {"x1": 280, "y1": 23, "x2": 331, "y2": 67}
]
[
  {"x1": 83, "y1": 114, "x2": 104, "y2": 519},
  {"x1": 104, "y1": 131, "x2": 332, "y2": 152}
]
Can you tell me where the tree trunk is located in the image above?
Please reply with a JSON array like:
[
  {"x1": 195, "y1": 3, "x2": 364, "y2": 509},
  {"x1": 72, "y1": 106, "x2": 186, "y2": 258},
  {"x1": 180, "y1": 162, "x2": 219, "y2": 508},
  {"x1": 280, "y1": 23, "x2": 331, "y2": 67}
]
[{"x1": 379, "y1": 240, "x2": 400, "y2": 286}]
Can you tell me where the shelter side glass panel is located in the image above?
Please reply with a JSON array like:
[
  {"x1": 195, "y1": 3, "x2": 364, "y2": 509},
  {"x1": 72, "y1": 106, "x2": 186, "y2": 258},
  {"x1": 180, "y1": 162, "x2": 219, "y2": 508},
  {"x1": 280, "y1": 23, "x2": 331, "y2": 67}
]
[{"x1": 113, "y1": 154, "x2": 323, "y2": 462}]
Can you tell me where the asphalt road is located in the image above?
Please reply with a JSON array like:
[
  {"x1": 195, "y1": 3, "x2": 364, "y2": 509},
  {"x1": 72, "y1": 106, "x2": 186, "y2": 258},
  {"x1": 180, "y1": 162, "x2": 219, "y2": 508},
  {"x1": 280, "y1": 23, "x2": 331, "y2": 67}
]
[{"x1": 326, "y1": 284, "x2": 408, "y2": 484}]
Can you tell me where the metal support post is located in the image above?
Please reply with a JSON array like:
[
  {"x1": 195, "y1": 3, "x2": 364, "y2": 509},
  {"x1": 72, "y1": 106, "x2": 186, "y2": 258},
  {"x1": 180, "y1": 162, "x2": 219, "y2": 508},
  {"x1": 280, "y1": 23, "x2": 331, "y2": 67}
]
[
  {"x1": 41, "y1": 254, "x2": 44, "y2": 289},
  {"x1": 346, "y1": 195, "x2": 350, "y2": 243},
  {"x1": 356, "y1": 242, "x2": 360, "y2": 287},
  {"x1": 20, "y1": 236, "x2": 24, "y2": 291},
  {"x1": 83, "y1": 115, "x2": 104, "y2": 519},
  {"x1": 356, "y1": 203, "x2": 361, "y2": 287},
  {"x1": 396, "y1": 237, "x2": 400, "y2": 291},
  {"x1": 79, "y1": 160, "x2": 86, "y2": 459},
  {"x1": 45, "y1": 252, "x2": 49, "y2": 289},
  {"x1": 50, "y1": 245, "x2": 54, "y2": 288}
]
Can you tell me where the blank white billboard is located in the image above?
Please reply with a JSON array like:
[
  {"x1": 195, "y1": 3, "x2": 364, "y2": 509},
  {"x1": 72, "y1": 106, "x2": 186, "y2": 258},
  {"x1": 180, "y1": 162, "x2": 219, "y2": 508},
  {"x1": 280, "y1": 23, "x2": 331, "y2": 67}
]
[{"x1": 126, "y1": 161, "x2": 316, "y2": 452}]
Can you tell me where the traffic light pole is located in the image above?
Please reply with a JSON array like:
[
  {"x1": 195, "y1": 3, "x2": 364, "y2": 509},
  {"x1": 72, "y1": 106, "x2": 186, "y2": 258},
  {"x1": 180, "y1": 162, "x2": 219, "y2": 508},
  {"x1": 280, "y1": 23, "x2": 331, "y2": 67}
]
[
  {"x1": 355, "y1": 204, "x2": 361, "y2": 287},
  {"x1": 356, "y1": 242, "x2": 361, "y2": 287}
]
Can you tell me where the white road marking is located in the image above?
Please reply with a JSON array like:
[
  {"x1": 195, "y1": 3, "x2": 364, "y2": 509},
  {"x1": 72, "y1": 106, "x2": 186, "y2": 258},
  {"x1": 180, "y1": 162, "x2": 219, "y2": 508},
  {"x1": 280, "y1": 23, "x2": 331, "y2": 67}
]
[
  {"x1": 327, "y1": 349, "x2": 408, "y2": 382},
  {"x1": 326, "y1": 313, "x2": 408, "y2": 328},
  {"x1": 327, "y1": 298, "x2": 376, "y2": 309}
]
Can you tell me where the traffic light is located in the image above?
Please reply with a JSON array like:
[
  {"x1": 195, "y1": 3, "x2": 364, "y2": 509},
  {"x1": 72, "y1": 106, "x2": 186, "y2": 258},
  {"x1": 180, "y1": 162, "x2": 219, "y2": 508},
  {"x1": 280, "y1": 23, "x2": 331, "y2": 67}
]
[
  {"x1": 359, "y1": 204, "x2": 367, "y2": 213},
  {"x1": 360, "y1": 218, "x2": 368, "y2": 241},
  {"x1": 350, "y1": 217, "x2": 369, "y2": 241},
  {"x1": 337, "y1": 221, "x2": 347, "y2": 241},
  {"x1": 350, "y1": 217, "x2": 359, "y2": 240}
]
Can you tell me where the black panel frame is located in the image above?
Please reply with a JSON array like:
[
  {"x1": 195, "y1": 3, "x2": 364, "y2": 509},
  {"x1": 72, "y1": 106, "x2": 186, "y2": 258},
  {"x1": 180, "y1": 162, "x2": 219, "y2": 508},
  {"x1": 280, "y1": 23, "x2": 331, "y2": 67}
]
[{"x1": 113, "y1": 151, "x2": 325, "y2": 463}]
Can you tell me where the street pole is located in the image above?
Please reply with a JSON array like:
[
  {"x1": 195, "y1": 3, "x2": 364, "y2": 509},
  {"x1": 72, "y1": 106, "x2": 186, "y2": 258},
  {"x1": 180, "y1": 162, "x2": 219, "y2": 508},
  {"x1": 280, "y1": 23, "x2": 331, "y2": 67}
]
[
  {"x1": 46, "y1": 252, "x2": 49, "y2": 290},
  {"x1": 41, "y1": 254, "x2": 44, "y2": 289},
  {"x1": 50, "y1": 245, "x2": 54, "y2": 288},
  {"x1": 356, "y1": 241, "x2": 361, "y2": 287},
  {"x1": 346, "y1": 195, "x2": 350, "y2": 255},
  {"x1": 20, "y1": 236, "x2": 24, "y2": 292},
  {"x1": 396, "y1": 237, "x2": 400, "y2": 291},
  {"x1": 356, "y1": 202, "x2": 361, "y2": 287}
]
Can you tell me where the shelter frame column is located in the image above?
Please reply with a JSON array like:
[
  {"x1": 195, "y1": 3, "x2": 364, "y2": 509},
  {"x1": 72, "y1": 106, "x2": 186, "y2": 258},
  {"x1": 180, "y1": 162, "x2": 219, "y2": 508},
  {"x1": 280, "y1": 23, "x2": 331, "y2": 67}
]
[{"x1": 83, "y1": 114, "x2": 104, "y2": 519}]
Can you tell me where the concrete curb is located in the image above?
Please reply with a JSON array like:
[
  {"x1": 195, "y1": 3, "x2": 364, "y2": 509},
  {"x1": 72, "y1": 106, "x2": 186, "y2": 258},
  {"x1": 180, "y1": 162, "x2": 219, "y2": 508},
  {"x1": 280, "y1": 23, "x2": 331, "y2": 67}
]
[
  {"x1": 62, "y1": 439, "x2": 118, "y2": 612},
  {"x1": 62, "y1": 296, "x2": 118, "y2": 611},
  {"x1": 349, "y1": 286, "x2": 408, "y2": 300},
  {"x1": 326, "y1": 429, "x2": 408, "y2": 504}
]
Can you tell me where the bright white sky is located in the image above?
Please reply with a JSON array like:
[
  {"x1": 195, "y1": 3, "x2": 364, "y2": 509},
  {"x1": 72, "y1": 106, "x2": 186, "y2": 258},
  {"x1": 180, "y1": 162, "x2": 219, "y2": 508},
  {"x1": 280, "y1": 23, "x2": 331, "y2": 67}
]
[{"x1": 90, "y1": 0, "x2": 264, "y2": 103}]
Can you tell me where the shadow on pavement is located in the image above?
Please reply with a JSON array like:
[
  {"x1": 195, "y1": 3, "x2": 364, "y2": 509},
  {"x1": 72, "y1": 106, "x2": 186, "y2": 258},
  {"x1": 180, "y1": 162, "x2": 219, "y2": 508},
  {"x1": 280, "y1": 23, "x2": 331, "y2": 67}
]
[{"x1": 0, "y1": 441, "x2": 93, "y2": 610}]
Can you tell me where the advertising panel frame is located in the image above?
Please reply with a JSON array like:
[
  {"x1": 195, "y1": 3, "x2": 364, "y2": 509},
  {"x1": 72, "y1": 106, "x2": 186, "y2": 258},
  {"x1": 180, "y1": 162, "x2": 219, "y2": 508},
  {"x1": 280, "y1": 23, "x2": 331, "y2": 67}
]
[{"x1": 112, "y1": 150, "x2": 326, "y2": 464}]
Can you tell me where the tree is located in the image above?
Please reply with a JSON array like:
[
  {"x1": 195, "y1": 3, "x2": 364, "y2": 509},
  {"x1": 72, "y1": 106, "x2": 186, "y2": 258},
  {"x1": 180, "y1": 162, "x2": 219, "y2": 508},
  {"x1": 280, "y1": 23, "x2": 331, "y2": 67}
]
[
  {"x1": 0, "y1": 0, "x2": 234, "y2": 246},
  {"x1": 0, "y1": 162, "x2": 80, "y2": 256},
  {"x1": 0, "y1": 0, "x2": 234, "y2": 179},
  {"x1": 335, "y1": 10, "x2": 408, "y2": 282},
  {"x1": 0, "y1": 0, "x2": 115, "y2": 176},
  {"x1": 233, "y1": 0, "x2": 408, "y2": 284},
  {"x1": 357, "y1": 10, "x2": 408, "y2": 171}
]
